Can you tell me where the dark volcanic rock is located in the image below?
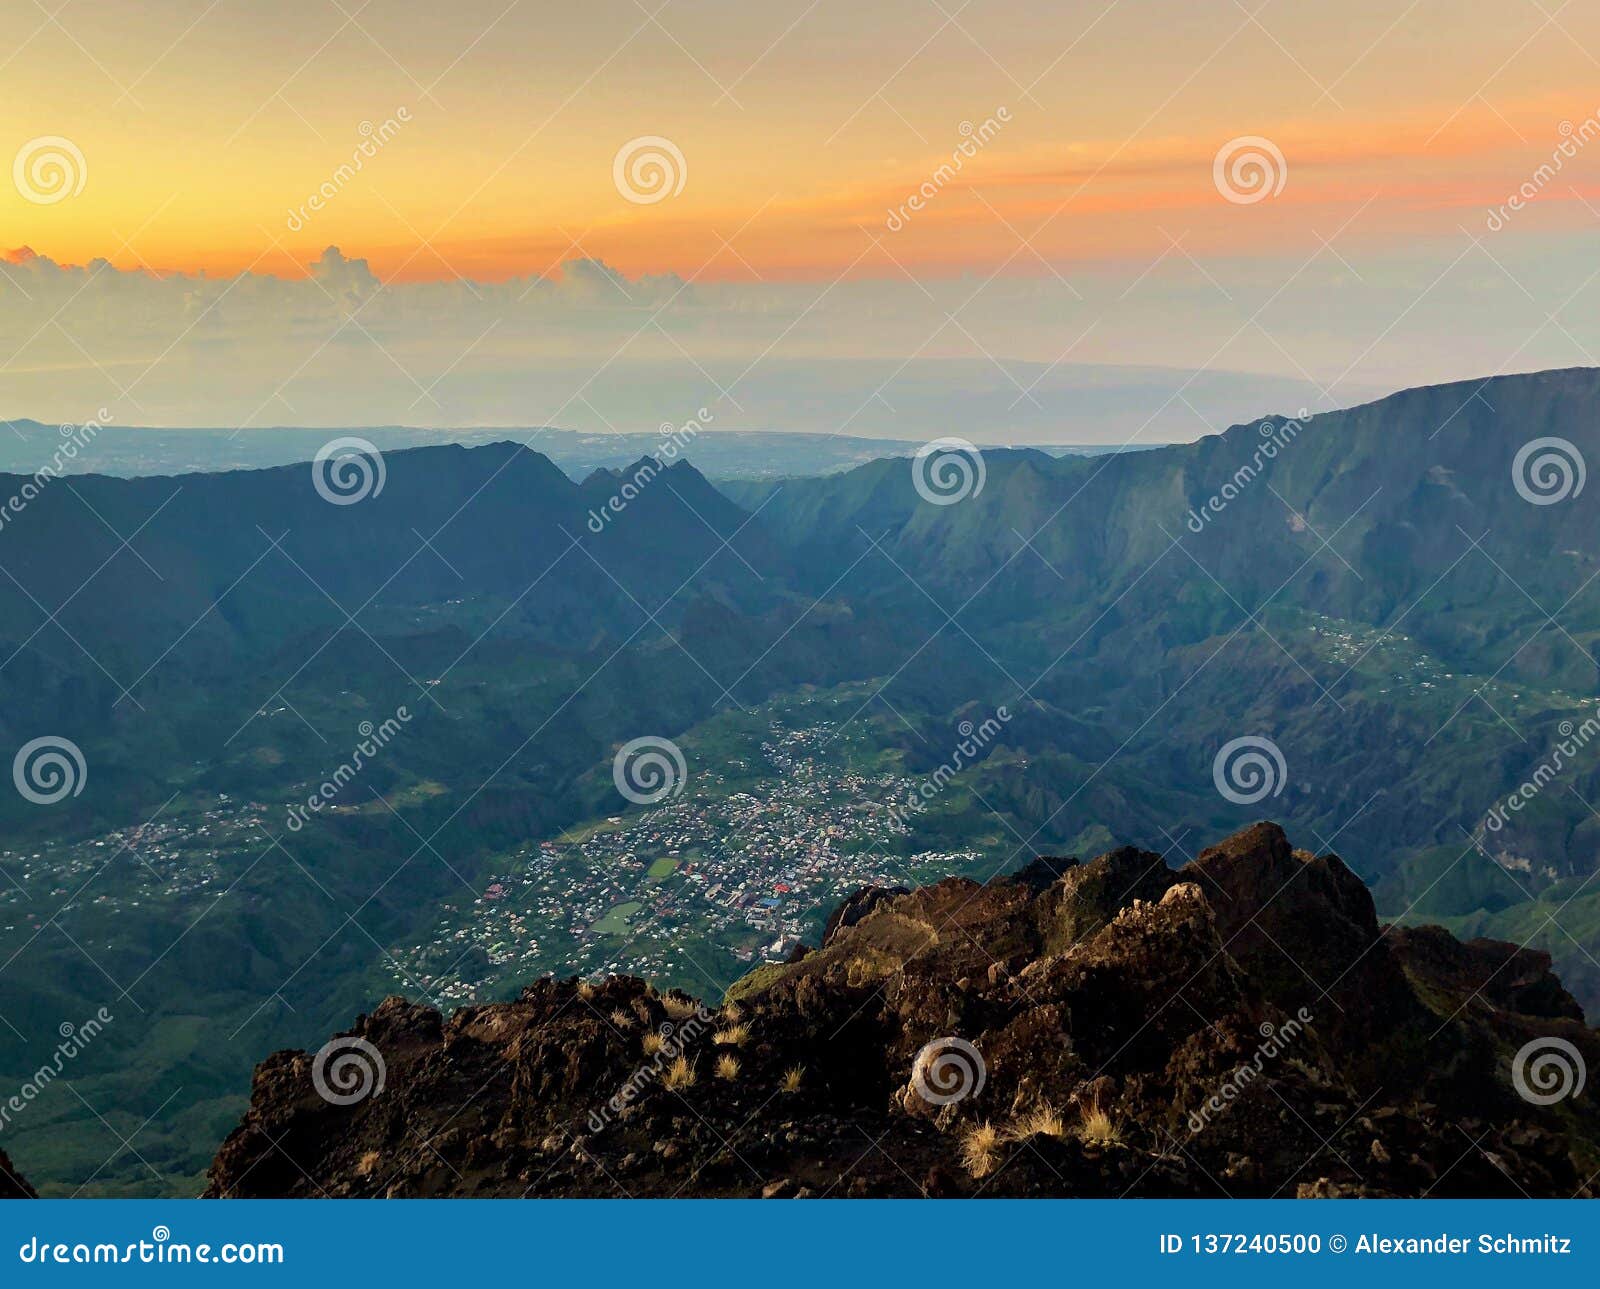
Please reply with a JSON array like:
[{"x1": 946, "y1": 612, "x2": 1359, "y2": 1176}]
[
  {"x1": 206, "y1": 823, "x2": 1600, "y2": 1199},
  {"x1": 0, "y1": 1150, "x2": 35, "y2": 1198},
  {"x1": 822, "y1": 885, "x2": 910, "y2": 947}
]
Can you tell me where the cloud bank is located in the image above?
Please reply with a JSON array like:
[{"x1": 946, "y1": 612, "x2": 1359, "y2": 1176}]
[{"x1": 0, "y1": 233, "x2": 1590, "y2": 441}]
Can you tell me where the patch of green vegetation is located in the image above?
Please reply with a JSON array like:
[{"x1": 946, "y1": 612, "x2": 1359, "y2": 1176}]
[
  {"x1": 554, "y1": 817, "x2": 629, "y2": 846},
  {"x1": 590, "y1": 902, "x2": 643, "y2": 935},
  {"x1": 723, "y1": 962, "x2": 788, "y2": 1006}
]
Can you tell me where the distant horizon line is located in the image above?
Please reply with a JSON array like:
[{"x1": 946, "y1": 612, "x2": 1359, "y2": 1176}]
[
  {"x1": 0, "y1": 417, "x2": 1174, "y2": 451},
  {"x1": 8, "y1": 361, "x2": 1595, "y2": 446}
]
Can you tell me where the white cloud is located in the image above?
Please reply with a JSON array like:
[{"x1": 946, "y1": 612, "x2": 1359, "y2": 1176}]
[{"x1": 1, "y1": 236, "x2": 1586, "y2": 439}]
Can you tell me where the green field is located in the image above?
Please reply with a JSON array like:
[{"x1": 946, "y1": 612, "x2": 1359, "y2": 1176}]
[
  {"x1": 590, "y1": 902, "x2": 643, "y2": 935},
  {"x1": 646, "y1": 858, "x2": 679, "y2": 880}
]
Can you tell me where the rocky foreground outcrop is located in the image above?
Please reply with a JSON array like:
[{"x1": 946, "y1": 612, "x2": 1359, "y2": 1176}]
[
  {"x1": 206, "y1": 823, "x2": 1600, "y2": 1198},
  {"x1": 0, "y1": 1150, "x2": 35, "y2": 1198}
]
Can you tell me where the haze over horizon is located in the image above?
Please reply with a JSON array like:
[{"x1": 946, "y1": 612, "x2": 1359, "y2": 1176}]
[{"x1": 5, "y1": 0, "x2": 1600, "y2": 434}]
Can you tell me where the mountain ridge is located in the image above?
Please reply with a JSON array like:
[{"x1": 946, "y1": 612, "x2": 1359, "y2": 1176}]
[{"x1": 6, "y1": 365, "x2": 1600, "y2": 1196}]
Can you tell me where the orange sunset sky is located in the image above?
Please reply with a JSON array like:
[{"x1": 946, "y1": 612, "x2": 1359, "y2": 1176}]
[{"x1": 3, "y1": 0, "x2": 1600, "y2": 433}]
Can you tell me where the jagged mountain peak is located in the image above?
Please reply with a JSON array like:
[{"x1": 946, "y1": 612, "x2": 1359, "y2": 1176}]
[{"x1": 204, "y1": 823, "x2": 1597, "y2": 1199}]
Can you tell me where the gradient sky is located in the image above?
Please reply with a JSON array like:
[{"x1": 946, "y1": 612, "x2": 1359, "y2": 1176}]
[{"x1": 4, "y1": 0, "x2": 1600, "y2": 435}]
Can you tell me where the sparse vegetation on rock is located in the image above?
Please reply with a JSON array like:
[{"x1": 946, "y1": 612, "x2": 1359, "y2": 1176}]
[{"x1": 206, "y1": 824, "x2": 1600, "y2": 1199}]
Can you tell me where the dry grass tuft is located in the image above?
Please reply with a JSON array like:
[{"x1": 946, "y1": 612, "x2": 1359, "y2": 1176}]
[
  {"x1": 960, "y1": 1121, "x2": 1001, "y2": 1178},
  {"x1": 712, "y1": 1023, "x2": 749, "y2": 1047},
  {"x1": 641, "y1": 1031, "x2": 666, "y2": 1056},
  {"x1": 663, "y1": 1054, "x2": 696, "y2": 1090},
  {"x1": 609, "y1": 1008, "x2": 633, "y2": 1029},
  {"x1": 1007, "y1": 1102, "x2": 1066, "y2": 1141},
  {"x1": 662, "y1": 994, "x2": 699, "y2": 1020},
  {"x1": 781, "y1": 1064, "x2": 805, "y2": 1093},
  {"x1": 715, "y1": 1053, "x2": 741, "y2": 1081},
  {"x1": 1077, "y1": 1099, "x2": 1118, "y2": 1145},
  {"x1": 722, "y1": 1002, "x2": 743, "y2": 1022},
  {"x1": 577, "y1": 981, "x2": 596, "y2": 1001}
]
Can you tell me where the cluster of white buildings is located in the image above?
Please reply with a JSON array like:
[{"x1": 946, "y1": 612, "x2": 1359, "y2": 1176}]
[{"x1": 392, "y1": 718, "x2": 982, "y2": 1001}]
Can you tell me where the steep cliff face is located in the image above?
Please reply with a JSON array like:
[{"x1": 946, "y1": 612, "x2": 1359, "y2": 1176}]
[{"x1": 206, "y1": 823, "x2": 1599, "y2": 1199}]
